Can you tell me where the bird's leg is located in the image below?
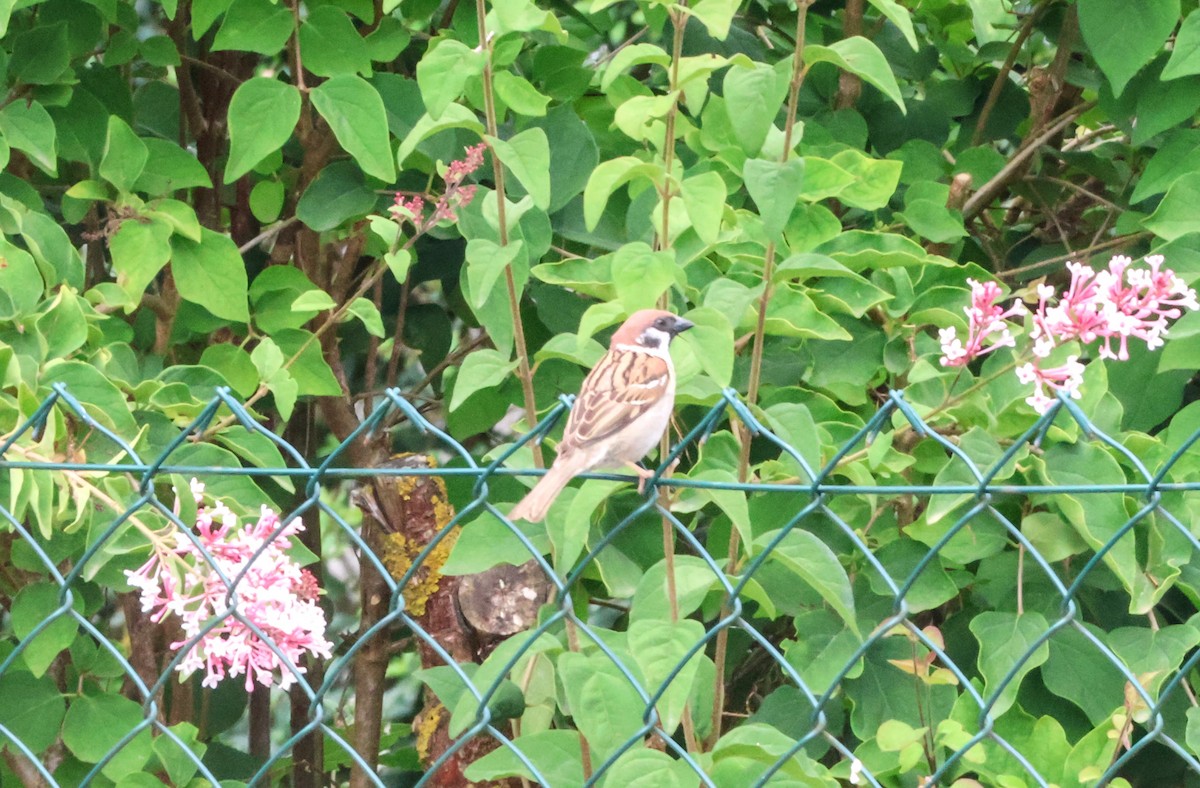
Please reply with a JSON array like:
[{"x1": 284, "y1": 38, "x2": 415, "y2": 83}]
[{"x1": 625, "y1": 462, "x2": 656, "y2": 494}]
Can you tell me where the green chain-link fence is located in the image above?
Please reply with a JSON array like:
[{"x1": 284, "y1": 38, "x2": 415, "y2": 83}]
[{"x1": 3, "y1": 383, "x2": 1200, "y2": 786}]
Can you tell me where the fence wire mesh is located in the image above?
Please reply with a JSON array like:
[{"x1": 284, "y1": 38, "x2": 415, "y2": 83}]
[{"x1": 2, "y1": 383, "x2": 1200, "y2": 786}]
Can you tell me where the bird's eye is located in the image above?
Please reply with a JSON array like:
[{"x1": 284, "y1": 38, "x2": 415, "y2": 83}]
[{"x1": 655, "y1": 317, "x2": 668, "y2": 329}]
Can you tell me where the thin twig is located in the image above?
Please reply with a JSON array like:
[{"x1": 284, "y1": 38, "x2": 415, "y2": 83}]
[
  {"x1": 971, "y1": 1, "x2": 1048, "y2": 146},
  {"x1": 962, "y1": 102, "x2": 1095, "y2": 222},
  {"x1": 713, "y1": 0, "x2": 813, "y2": 749},
  {"x1": 997, "y1": 233, "x2": 1150, "y2": 281},
  {"x1": 476, "y1": 0, "x2": 542, "y2": 469},
  {"x1": 237, "y1": 217, "x2": 300, "y2": 254}
]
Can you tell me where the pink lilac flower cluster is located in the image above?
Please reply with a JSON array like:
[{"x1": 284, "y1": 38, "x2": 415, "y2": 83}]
[
  {"x1": 938, "y1": 278, "x2": 1027, "y2": 367},
  {"x1": 125, "y1": 480, "x2": 332, "y2": 691},
  {"x1": 390, "y1": 142, "x2": 486, "y2": 227},
  {"x1": 939, "y1": 255, "x2": 1199, "y2": 413}
]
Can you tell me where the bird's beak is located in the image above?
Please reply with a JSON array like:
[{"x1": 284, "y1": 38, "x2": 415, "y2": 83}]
[{"x1": 672, "y1": 317, "x2": 695, "y2": 335}]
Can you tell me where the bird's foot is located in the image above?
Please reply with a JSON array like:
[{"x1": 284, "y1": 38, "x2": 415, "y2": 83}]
[{"x1": 626, "y1": 462, "x2": 656, "y2": 494}]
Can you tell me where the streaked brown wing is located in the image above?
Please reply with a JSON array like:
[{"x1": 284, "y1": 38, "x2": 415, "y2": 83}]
[{"x1": 561, "y1": 349, "x2": 670, "y2": 449}]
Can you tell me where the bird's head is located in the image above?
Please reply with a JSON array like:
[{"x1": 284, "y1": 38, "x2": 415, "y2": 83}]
[{"x1": 611, "y1": 310, "x2": 694, "y2": 350}]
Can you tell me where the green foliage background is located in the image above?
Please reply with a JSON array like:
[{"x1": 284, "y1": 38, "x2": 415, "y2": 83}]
[{"x1": 6, "y1": 0, "x2": 1200, "y2": 783}]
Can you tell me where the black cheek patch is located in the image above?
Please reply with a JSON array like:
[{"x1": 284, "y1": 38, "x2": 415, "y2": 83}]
[{"x1": 641, "y1": 334, "x2": 661, "y2": 349}]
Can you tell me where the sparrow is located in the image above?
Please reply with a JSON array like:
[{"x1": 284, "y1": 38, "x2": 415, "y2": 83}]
[{"x1": 508, "y1": 309, "x2": 694, "y2": 522}]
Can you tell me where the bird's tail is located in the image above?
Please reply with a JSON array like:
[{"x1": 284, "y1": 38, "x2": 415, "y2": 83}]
[{"x1": 508, "y1": 461, "x2": 578, "y2": 522}]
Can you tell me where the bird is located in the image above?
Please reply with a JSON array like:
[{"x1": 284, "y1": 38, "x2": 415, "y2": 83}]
[{"x1": 508, "y1": 309, "x2": 695, "y2": 522}]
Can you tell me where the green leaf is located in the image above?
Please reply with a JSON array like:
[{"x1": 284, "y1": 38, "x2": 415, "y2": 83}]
[
  {"x1": 192, "y1": 0, "x2": 234, "y2": 38},
  {"x1": 141, "y1": 35, "x2": 181, "y2": 66},
  {"x1": 1132, "y1": 71, "x2": 1200, "y2": 145},
  {"x1": 66, "y1": 179, "x2": 110, "y2": 200},
  {"x1": 0, "y1": 0, "x2": 15, "y2": 36},
  {"x1": 583, "y1": 156, "x2": 663, "y2": 230},
  {"x1": 1165, "y1": 10, "x2": 1200, "y2": 80},
  {"x1": 416, "y1": 38, "x2": 485, "y2": 120},
  {"x1": 62, "y1": 694, "x2": 153, "y2": 778},
  {"x1": 41, "y1": 361, "x2": 137, "y2": 436},
  {"x1": 898, "y1": 183, "x2": 967, "y2": 242},
  {"x1": 299, "y1": 5, "x2": 371, "y2": 77},
  {"x1": 546, "y1": 479, "x2": 622, "y2": 573},
  {"x1": 170, "y1": 228, "x2": 250, "y2": 322},
  {"x1": 798, "y1": 156, "x2": 856, "y2": 201},
  {"x1": 612, "y1": 92, "x2": 677, "y2": 142},
  {"x1": 603, "y1": 749, "x2": 695, "y2": 787},
  {"x1": 1131, "y1": 129, "x2": 1200, "y2": 202},
  {"x1": 602, "y1": 43, "x2": 670, "y2": 91},
  {"x1": 0, "y1": 240, "x2": 43, "y2": 319},
  {"x1": 251, "y1": 266, "x2": 320, "y2": 319},
  {"x1": 1041, "y1": 443, "x2": 1156, "y2": 612},
  {"x1": 784, "y1": 610, "x2": 865, "y2": 693},
  {"x1": 20, "y1": 210, "x2": 84, "y2": 288},
  {"x1": 756, "y1": 528, "x2": 858, "y2": 633},
  {"x1": 465, "y1": 238, "x2": 523, "y2": 309},
  {"x1": 152, "y1": 722, "x2": 206, "y2": 786},
  {"x1": 0, "y1": 99, "x2": 58, "y2": 174},
  {"x1": 249, "y1": 179, "x2": 285, "y2": 222},
  {"x1": 630, "y1": 556, "x2": 719, "y2": 622},
  {"x1": 146, "y1": 200, "x2": 201, "y2": 242},
  {"x1": 225, "y1": 78, "x2": 301, "y2": 183},
  {"x1": 1079, "y1": 0, "x2": 1178, "y2": 95},
  {"x1": 0, "y1": 670, "x2": 66, "y2": 753},
  {"x1": 722, "y1": 62, "x2": 788, "y2": 156},
  {"x1": 295, "y1": 160, "x2": 378, "y2": 231},
  {"x1": 488, "y1": 0, "x2": 566, "y2": 36},
  {"x1": 212, "y1": 0, "x2": 293, "y2": 54},
  {"x1": 199, "y1": 344, "x2": 259, "y2": 398},
  {"x1": 10, "y1": 23, "x2": 70, "y2": 85},
  {"x1": 743, "y1": 158, "x2": 805, "y2": 238},
  {"x1": 556, "y1": 651, "x2": 644, "y2": 761},
  {"x1": 1108, "y1": 623, "x2": 1200, "y2": 702},
  {"x1": 464, "y1": 730, "x2": 583, "y2": 785},
  {"x1": 493, "y1": 71, "x2": 550, "y2": 116},
  {"x1": 629, "y1": 618, "x2": 706, "y2": 732},
  {"x1": 272, "y1": 328, "x2": 343, "y2": 395},
  {"x1": 806, "y1": 37, "x2": 906, "y2": 112},
  {"x1": 99, "y1": 116, "x2": 148, "y2": 193},
  {"x1": 365, "y1": 17, "x2": 411, "y2": 62},
  {"x1": 680, "y1": 171, "x2": 726, "y2": 245},
  {"x1": 816, "y1": 230, "x2": 944, "y2": 271},
  {"x1": 136, "y1": 139, "x2": 214, "y2": 194},
  {"x1": 36, "y1": 290, "x2": 87, "y2": 359},
  {"x1": 265, "y1": 368, "x2": 298, "y2": 419},
  {"x1": 10, "y1": 582, "x2": 82, "y2": 677},
  {"x1": 1187, "y1": 706, "x2": 1200, "y2": 755},
  {"x1": 345, "y1": 297, "x2": 385, "y2": 337},
  {"x1": 395, "y1": 103, "x2": 485, "y2": 167},
  {"x1": 310, "y1": 75, "x2": 395, "y2": 182},
  {"x1": 443, "y1": 511, "x2": 549, "y2": 574},
  {"x1": 449, "y1": 348, "x2": 519, "y2": 411},
  {"x1": 764, "y1": 284, "x2": 853, "y2": 339},
  {"x1": 291, "y1": 290, "x2": 337, "y2": 312},
  {"x1": 384, "y1": 247, "x2": 412, "y2": 282},
  {"x1": 1042, "y1": 625, "x2": 1125, "y2": 724},
  {"x1": 1144, "y1": 171, "x2": 1200, "y2": 242},
  {"x1": 970, "y1": 611, "x2": 1051, "y2": 717},
  {"x1": 610, "y1": 242, "x2": 676, "y2": 312},
  {"x1": 688, "y1": 0, "x2": 739, "y2": 39},
  {"x1": 486, "y1": 129, "x2": 551, "y2": 210},
  {"x1": 110, "y1": 217, "x2": 172, "y2": 302},
  {"x1": 866, "y1": 0, "x2": 918, "y2": 50},
  {"x1": 532, "y1": 105, "x2": 599, "y2": 213},
  {"x1": 678, "y1": 306, "x2": 734, "y2": 386}
]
